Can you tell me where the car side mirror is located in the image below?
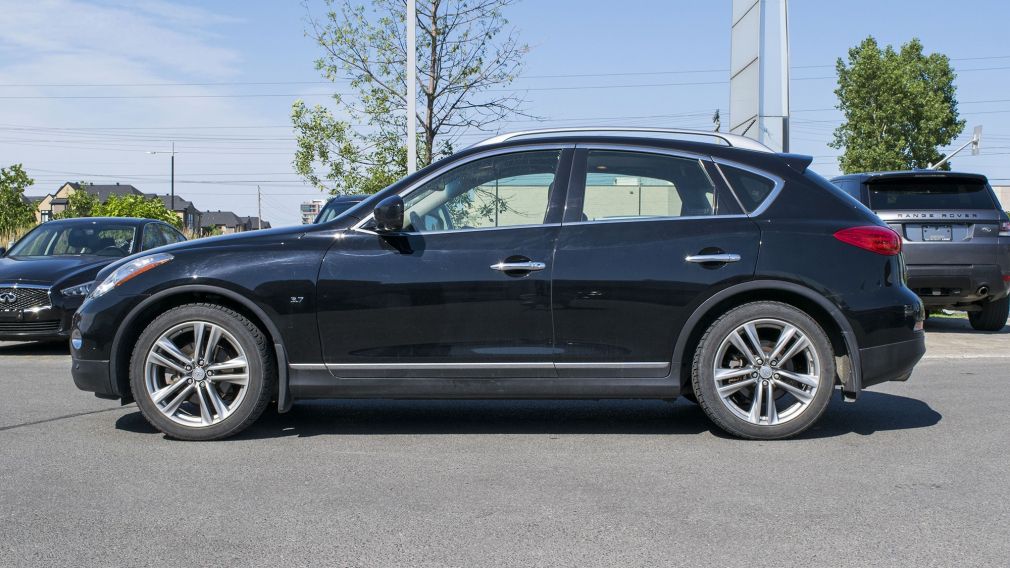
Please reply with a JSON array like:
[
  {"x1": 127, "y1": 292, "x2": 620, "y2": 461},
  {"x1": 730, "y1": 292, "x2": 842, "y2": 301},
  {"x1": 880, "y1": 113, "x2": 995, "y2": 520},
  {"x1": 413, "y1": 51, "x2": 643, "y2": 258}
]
[
  {"x1": 373, "y1": 195, "x2": 404, "y2": 232},
  {"x1": 0, "y1": 246, "x2": 6, "y2": 257}
]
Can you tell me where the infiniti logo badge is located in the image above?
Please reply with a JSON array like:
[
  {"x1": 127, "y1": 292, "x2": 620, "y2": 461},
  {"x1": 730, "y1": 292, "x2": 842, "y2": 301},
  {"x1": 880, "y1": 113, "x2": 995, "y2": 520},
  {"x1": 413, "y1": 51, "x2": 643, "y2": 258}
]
[{"x1": 0, "y1": 292, "x2": 16, "y2": 304}]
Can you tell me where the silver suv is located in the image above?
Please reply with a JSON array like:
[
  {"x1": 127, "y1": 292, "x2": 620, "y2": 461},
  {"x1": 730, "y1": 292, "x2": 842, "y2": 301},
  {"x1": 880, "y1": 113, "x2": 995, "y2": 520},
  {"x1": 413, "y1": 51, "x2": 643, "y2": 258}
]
[{"x1": 832, "y1": 171, "x2": 1010, "y2": 331}]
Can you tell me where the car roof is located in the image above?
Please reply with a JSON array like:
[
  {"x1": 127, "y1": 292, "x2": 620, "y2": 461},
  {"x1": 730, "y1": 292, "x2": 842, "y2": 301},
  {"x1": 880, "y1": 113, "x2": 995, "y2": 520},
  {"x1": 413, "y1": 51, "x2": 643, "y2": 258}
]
[
  {"x1": 833, "y1": 171, "x2": 989, "y2": 183},
  {"x1": 39, "y1": 217, "x2": 155, "y2": 227},
  {"x1": 470, "y1": 127, "x2": 775, "y2": 153},
  {"x1": 327, "y1": 194, "x2": 367, "y2": 203}
]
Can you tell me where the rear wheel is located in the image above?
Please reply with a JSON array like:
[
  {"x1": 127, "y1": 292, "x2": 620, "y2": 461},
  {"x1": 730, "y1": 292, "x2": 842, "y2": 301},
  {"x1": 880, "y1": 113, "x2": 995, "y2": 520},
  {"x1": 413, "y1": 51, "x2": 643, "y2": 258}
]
[
  {"x1": 130, "y1": 304, "x2": 274, "y2": 441},
  {"x1": 691, "y1": 301, "x2": 835, "y2": 440},
  {"x1": 969, "y1": 296, "x2": 1009, "y2": 332}
]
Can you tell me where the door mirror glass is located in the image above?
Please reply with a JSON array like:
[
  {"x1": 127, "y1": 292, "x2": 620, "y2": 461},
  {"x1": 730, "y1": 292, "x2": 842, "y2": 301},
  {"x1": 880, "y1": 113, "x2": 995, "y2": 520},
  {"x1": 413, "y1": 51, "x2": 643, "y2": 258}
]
[{"x1": 373, "y1": 195, "x2": 405, "y2": 232}]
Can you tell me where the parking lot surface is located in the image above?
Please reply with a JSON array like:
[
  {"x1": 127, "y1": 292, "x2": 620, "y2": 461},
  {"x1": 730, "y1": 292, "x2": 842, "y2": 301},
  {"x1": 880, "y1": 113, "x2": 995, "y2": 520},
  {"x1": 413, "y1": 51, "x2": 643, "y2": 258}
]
[{"x1": 1, "y1": 317, "x2": 1007, "y2": 567}]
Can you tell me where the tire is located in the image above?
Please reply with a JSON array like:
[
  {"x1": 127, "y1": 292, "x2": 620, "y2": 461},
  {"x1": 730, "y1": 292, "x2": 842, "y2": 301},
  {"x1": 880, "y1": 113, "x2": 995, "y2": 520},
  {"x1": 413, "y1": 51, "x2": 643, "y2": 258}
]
[
  {"x1": 130, "y1": 303, "x2": 275, "y2": 441},
  {"x1": 968, "y1": 296, "x2": 1009, "y2": 332},
  {"x1": 691, "y1": 301, "x2": 835, "y2": 440}
]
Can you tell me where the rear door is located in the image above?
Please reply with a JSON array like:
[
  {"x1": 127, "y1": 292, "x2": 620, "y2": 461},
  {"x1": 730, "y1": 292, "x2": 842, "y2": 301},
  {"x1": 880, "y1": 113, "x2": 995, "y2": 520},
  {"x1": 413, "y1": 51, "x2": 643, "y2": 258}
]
[{"x1": 550, "y1": 146, "x2": 762, "y2": 378}]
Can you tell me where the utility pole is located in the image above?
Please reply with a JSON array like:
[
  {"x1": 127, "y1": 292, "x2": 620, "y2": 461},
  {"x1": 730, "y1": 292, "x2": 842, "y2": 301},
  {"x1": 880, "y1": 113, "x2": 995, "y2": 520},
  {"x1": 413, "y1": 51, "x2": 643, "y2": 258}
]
[
  {"x1": 257, "y1": 185, "x2": 262, "y2": 230},
  {"x1": 406, "y1": 0, "x2": 417, "y2": 174},
  {"x1": 170, "y1": 141, "x2": 175, "y2": 211}
]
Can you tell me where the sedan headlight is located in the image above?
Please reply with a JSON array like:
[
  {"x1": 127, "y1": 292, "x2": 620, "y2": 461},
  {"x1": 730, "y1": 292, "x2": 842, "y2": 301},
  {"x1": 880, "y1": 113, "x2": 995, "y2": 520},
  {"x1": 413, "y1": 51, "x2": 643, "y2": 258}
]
[
  {"x1": 61, "y1": 282, "x2": 94, "y2": 298},
  {"x1": 90, "y1": 253, "x2": 173, "y2": 299}
]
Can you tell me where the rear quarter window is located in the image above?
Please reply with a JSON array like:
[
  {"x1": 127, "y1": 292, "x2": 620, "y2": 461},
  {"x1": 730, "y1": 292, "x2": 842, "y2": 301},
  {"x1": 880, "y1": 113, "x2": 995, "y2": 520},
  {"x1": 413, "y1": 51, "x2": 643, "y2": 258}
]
[
  {"x1": 868, "y1": 178, "x2": 996, "y2": 210},
  {"x1": 718, "y1": 164, "x2": 776, "y2": 212}
]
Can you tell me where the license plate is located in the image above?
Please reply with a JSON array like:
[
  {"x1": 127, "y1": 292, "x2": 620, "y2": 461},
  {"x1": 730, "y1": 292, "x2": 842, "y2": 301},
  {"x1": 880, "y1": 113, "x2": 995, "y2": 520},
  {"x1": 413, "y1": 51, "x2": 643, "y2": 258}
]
[{"x1": 922, "y1": 225, "x2": 952, "y2": 241}]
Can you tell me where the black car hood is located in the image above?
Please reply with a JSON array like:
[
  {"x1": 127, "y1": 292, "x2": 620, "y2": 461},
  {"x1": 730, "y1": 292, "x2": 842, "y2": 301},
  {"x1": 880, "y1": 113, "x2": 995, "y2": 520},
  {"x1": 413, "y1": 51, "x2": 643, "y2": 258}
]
[{"x1": 0, "y1": 255, "x2": 117, "y2": 286}]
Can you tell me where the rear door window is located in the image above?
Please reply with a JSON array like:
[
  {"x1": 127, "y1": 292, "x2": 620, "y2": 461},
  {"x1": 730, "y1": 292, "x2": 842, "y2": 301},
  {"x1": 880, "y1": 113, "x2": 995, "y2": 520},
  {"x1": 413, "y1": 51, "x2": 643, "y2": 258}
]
[
  {"x1": 577, "y1": 150, "x2": 735, "y2": 220},
  {"x1": 868, "y1": 178, "x2": 996, "y2": 210}
]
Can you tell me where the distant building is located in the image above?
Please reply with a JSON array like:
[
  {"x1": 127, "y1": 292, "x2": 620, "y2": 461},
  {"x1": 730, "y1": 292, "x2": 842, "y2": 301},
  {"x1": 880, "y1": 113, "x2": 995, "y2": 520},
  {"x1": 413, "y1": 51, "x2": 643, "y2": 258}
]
[
  {"x1": 152, "y1": 194, "x2": 202, "y2": 233},
  {"x1": 238, "y1": 216, "x2": 271, "y2": 231},
  {"x1": 301, "y1": 199, "x2": 326, "y2": 224},
  {"x1": 35, "y1": 182, "x2": 144, "y2": 222}
]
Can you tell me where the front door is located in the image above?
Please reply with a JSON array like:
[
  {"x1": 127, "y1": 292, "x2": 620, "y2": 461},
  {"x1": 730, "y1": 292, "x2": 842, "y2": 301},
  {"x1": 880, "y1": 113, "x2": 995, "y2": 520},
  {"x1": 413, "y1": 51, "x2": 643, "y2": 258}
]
[
  {"x1": 551, "y1": 146, "x2": 762, "y2": 377},
  {"x1": 316, "y1": 147, "x2": 572, "y2": 378}
]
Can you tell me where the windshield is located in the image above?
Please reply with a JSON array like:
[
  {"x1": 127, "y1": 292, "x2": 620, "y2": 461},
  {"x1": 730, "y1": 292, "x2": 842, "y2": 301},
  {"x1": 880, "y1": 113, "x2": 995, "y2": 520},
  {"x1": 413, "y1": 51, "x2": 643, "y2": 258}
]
[
  {"x1": 315, "y1": 199, "x2": 363, "y2": 223},
  {"x1": 9, "y1": 224, "x2": 137, "y2": 258},
  {"x1": 868, "y1": 177, "x2": 996, "y2": 210}
]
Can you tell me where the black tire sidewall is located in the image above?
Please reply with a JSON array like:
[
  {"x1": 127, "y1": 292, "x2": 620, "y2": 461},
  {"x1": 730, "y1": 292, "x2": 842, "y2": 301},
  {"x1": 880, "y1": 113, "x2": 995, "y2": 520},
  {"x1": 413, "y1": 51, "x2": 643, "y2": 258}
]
[
  {"x1": 130, "y1": 304, "x2": 271, "y2": 440},
  {"x1": 969, "y1": 296, "x2": 1009, "y2": 331},
  {"x1": 692, "y1": 301, "x2": 835, "y2": 440}
]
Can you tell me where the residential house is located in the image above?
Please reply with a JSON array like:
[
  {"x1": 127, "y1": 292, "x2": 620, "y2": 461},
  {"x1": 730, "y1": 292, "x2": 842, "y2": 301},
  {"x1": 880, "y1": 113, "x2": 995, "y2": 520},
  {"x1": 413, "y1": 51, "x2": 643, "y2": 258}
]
[
  {"x1": 35, "y1": 182, "x2": 144, "y2": 222},
  {"x1": 239, "y1": 216, "x2": 271, "y2": 231},
  {"x1": 152, "y1": 194, "x2": 202, "y2": 233},
  {"x1": 200, "y1": 210, "x2": 245, "y2": 235}
]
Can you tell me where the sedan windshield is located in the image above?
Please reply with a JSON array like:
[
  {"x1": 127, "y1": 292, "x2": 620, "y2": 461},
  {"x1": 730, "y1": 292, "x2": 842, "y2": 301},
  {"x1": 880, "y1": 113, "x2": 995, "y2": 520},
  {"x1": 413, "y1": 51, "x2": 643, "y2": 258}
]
[{"x1": 9, "y1": 224, "x2": 137, "y2": 257}]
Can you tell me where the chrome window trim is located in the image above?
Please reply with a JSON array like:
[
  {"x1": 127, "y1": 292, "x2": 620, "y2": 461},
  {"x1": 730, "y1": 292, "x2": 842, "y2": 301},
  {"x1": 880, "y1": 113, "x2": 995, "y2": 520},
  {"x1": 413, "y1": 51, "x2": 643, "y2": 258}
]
[
  {"x1": 565, "y1": 143, "x2": 749, "y2": 225},
  {"x1": 350, "y1": 143, "x2": 571, "y2": 234},
  {"x1": 711, "y1": 158, "x2": 785, "y2": 218},
  {"x1": 354, "y1": 222, "x2": 560, "y2": 237}
]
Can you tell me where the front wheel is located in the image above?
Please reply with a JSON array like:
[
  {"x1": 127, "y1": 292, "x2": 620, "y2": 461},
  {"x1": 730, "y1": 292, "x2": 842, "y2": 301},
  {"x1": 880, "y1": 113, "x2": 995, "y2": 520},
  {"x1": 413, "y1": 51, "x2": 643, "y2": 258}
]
[
  {"x1": 130, "y1": 304, "x2": 275, "y2": 441},
  {"x1": 968, "y1": 296, "x2": 1009, "y2": 332},
  {"x1": 691, "y1": 301, "x2": 835, "y2": 440}
]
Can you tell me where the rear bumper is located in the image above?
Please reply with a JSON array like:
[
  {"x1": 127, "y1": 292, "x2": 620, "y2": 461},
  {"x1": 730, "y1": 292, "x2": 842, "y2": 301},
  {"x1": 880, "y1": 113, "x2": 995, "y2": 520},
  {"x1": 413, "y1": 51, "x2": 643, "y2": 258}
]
[
  {"x1": 906, "y1": 264, "x2": 1009, "y2": 305},
  {"x1": 859, "y1": 333, "x2": 926, "y2": 388}
]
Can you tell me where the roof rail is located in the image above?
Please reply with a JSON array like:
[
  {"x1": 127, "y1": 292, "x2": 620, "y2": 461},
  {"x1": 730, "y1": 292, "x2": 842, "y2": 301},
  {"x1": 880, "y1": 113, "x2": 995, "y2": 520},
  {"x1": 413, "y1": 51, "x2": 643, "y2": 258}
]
[{"x1": 470, "y1": 127, "x2": 775, "y2": 153}]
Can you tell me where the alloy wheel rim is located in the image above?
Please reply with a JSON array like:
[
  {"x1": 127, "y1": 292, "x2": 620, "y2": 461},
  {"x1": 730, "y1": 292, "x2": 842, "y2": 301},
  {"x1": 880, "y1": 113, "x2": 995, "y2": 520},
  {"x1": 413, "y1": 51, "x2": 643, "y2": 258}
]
[
  {"x1": 712, "y1": 318, "x2": 820, "y2": 426},
  {"x1": 144, "y1": 321, "x2": 249, "y2": 428}
]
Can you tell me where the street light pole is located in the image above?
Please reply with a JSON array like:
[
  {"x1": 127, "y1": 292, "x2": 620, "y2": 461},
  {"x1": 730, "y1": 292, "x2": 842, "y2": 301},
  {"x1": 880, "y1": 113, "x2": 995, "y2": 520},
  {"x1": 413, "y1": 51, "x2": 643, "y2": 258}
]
[{"x1": 406, "y1": 0, "x2": 417, "y2": 174}]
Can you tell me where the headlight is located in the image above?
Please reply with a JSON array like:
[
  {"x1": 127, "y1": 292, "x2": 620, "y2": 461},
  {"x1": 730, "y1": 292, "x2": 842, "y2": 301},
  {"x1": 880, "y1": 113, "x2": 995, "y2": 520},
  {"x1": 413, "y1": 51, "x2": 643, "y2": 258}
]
[
  {"x1": 90, "y1": 253, "x2": 173, "y2": 299},
  {"x1": 60, "y1": 282, "x2": 93, "y2": 298}
]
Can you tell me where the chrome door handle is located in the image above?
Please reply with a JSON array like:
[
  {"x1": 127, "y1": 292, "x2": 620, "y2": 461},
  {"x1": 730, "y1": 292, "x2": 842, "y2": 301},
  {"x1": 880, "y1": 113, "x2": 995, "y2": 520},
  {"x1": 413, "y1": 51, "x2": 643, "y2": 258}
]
[
  {"x1": 685, "y1": 253, "x2": 741, "y2": 264},
  {"x1": 490, "y1": 261, "x2": 546, "y2": 272}
]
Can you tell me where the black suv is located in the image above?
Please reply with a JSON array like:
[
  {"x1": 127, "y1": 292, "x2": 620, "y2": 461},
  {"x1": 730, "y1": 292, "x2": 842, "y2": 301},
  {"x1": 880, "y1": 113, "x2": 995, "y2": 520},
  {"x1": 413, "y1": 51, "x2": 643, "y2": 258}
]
[
  {"x1": 832, "y1": 171, "x2": 1010, "y2": 331},
  {"x1": 70, "y1": 129, "x2": 925, "y2": 441}
]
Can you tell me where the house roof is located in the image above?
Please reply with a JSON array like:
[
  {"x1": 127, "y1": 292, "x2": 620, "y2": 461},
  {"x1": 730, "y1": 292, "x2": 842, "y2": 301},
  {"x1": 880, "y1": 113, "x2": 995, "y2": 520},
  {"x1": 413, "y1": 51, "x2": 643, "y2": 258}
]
[
  {"x1": 70, "y1": 182, "x2": 145, "y2": 202},
  {"x1": 201, "y1": 210, "x2": 242, "y2": 228},
  {"x1": 151, "y1": 193, "x2": 196, "y2": 211},
  {"x1": 240, "y1": 216, "x2": 271, "y2": 229}
]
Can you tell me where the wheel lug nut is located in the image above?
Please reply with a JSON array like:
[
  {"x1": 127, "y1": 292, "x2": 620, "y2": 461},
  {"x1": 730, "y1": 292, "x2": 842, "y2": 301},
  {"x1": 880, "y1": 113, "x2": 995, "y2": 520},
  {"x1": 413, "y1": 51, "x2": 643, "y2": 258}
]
[
  {"x1": 184, "y1": 365, "x2": 192, "y2": 371},
  {"x1": 751, "y1": 372, "x2": 759, "y2": 378},
  {"x1": 762, "y1": 380, "x2": 770, "y2": 386},
  {"x1": 773, "y1": 373, "x2": 780, "y2": 379},
  {"x1": 756, "y1": 359, "x2": 763, "y2": 365},
  {"x1": 187, "y1": 378, "x2": 194, "y2": 384},
  {"x1": 771, "y1": 360, "x2": 778, "y2": 367}
]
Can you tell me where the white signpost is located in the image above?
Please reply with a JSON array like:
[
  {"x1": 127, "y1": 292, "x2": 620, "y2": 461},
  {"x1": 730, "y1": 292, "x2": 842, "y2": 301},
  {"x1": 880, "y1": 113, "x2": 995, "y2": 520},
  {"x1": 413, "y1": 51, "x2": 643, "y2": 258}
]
[{"x1": 729, "y1": 0, "x2": 790, "y2": 152}]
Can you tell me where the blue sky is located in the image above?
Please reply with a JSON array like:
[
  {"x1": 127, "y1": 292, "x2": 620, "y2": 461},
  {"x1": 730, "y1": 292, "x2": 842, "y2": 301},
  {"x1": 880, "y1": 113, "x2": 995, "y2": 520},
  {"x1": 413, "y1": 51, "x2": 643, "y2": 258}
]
[{"x1": 2, "y1": 0, "x2": 1010, "y2": 226}]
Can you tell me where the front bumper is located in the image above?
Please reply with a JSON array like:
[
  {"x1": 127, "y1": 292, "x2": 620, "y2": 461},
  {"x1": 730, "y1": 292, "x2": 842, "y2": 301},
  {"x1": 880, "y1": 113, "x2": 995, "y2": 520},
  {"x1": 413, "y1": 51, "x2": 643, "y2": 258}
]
[
  {"x1": 859, "y1": 332, "x2": 926, "y2": 388},
  {"x1": 0, "y1": 305, "x2": 74, "y2": 341}
]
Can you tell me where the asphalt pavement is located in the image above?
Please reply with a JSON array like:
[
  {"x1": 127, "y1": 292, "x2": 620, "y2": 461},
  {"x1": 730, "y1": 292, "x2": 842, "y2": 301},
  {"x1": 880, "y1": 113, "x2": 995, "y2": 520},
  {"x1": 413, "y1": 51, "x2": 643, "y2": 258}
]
[{"x1": 0, "y1": 317, "x2": 1007, "y2": 567}]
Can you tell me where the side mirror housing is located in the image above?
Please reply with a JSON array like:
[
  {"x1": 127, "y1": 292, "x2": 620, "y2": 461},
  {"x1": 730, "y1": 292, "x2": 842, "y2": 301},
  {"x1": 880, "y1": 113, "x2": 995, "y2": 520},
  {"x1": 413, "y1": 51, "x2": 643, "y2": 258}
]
[{"x1": 373, "y1": 195, "x2": 404, "y2": 232}]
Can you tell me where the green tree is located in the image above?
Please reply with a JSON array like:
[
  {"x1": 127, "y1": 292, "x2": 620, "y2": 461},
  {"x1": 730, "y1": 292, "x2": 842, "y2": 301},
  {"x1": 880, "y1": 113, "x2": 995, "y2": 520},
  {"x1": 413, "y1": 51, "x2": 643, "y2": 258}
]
[
  {"x1": 0, "y1": 164, "x2": 37, "y2": 235},
  {"x1": 293, "y1": 0, "x2": 529, "y2": 195},
  {"x1": 94, "y1": 194, "x2": 182, "y2": 228},
  {"x1": 831, "y1": 37, "x2": 965, "y2": 173},
  {"x1": 54, "y1": 184, "x2": 100, "y2": 219}
]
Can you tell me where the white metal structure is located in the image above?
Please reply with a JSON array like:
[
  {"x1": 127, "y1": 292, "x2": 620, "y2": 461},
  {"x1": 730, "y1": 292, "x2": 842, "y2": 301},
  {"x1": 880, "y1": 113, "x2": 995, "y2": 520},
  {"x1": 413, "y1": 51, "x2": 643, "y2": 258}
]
[
  {"x1": 406, "y1": 0, "x2": 417, "y2": 174},
  {"x1": 472, "y1": 127, "x2": 775, "y2": 152},
  {"x1": 730, "y1": 0, "x2": 790, "y2": 153}
]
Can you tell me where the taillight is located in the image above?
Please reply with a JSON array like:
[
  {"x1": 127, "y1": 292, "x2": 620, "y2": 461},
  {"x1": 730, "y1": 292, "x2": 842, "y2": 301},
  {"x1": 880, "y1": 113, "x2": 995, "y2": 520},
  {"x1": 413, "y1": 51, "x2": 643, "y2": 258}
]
[
  {"x1": 834, "y1": 226, "x2": 902, "y2": 256},
  {"x1": 999, "y1": 221, "x2": 1010, "y2": 237}
]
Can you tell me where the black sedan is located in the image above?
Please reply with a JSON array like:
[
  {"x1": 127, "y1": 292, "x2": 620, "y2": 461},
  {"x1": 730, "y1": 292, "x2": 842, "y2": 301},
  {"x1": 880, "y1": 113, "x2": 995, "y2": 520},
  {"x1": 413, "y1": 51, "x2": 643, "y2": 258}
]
[
  {"x1": 0, "y1": 217, "x2": 185, "y2": 341},
  {"x1": 70, "y1": 128, "x2": 926, "y2": 441}
]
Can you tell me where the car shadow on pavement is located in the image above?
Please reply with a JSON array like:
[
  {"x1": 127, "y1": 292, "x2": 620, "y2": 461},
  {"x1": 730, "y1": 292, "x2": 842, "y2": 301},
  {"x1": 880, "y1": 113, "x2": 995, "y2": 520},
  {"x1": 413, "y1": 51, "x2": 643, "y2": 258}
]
[
  {"x1": 0, "y1": 340, "x2": 69, "y2": 356},
  {"x1": 114, "y1": 391, "x2": 941, "y2": 441},
  {"x1": 924, "y1": 317, "x2": 1009, "y2": 335}
]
